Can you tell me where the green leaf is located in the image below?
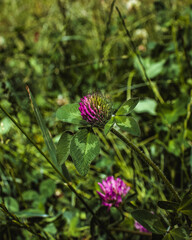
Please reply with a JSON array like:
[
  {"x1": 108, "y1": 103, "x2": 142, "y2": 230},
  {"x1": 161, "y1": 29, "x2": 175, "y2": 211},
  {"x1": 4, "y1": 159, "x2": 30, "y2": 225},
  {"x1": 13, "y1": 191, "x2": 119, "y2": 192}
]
[
  {"x1": 158, "y1": 201, "x2": 179, "y2": 211},
  {"x1": 22, "y1": 190, "x2": 39, "y2": 201},
  {"x1": 146, "y1": 59, "x2": 166, "y2": 78},
  {"x1": 104, "y1": 117, "x2": 115, "y2": 135},
  {"x1": 162, "y1": 234, "x2": 172, "y2": 240},
  {"x1": 40, "y1": 179, "x2": 56, "y2": 199},
  {"x1": 131, "y1": 210, "x2": 167, "y2": 234},
  {"x1": 170, "y1": 227, "x2": 189, "y2": 240},
  {"x1": 134, "y1": 57, "x2": 165, "y2": 79},
  {"x1": 56, "y1": 131, "x2": 73, "y2": 165},
  {"x1": 0, "y1": 117, "x2": 12, "y2": 134},
  {"x1": 157, "y1": 95, "x2": 189, "y2": 124},
  {"x1": 178, "y1": 190, "x2": 192, "y2": 218},
  {"x1": 70, "y1": 129, "x2": 100, "y2": 176},
  {"x1": 163, "y1": 227, "x2": 189, "y2": 240},
  {"x1": 116, "y1": 98, "x2": 139, "y2": 116},
  {"x1": 44, "y1": 223, "x2": 57, "y2": 235},
  {"x1": 56, "y1": 103, "x2": 87, "y2": 125},
  {"x1": 167, "y1": 139, "x2": 181, "y2": 157},
  {"x1": 4, "y1": 197, "x2": 19, "y2": 213},
  {"x1": 134, "y1": 98, "x2": 157, "y2": 116},
  {"x1": 115, "y1": 116, "x2": 140, "y2": 136},
  {"x1": 16, "y1": 209, "x2": 48, "y2": 218}
]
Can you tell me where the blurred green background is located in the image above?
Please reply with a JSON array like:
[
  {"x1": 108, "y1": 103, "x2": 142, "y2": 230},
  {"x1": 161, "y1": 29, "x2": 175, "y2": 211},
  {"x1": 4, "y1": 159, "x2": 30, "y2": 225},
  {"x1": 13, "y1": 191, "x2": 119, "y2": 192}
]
[{"x1": 0, "y1": 0, "x2": 192, "y2": 239}]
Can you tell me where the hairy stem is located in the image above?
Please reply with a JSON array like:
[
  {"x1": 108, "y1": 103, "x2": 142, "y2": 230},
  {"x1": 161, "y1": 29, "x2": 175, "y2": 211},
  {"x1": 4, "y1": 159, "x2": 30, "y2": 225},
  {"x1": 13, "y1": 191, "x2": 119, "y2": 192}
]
[{"x1": 111, "y1": 128, "x2": 181, "y2": 202}]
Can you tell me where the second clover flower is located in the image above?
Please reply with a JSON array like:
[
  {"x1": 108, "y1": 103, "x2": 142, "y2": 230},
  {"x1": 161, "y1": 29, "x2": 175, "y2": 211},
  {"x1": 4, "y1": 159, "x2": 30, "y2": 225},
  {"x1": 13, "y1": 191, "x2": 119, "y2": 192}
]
[
  {"x1": 97, "y1": 176, "x2": 130, "y2": 210},
  {"x1": 79, "y1": 93, "x2": 112, "y2": 127}
]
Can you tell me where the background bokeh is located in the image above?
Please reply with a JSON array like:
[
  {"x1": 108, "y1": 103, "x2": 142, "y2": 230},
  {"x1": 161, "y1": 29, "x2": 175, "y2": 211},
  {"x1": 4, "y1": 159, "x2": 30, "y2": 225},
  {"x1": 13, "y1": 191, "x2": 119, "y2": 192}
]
[{"x1": 0, "y1": 0, "x2": 192, "y2": 239}]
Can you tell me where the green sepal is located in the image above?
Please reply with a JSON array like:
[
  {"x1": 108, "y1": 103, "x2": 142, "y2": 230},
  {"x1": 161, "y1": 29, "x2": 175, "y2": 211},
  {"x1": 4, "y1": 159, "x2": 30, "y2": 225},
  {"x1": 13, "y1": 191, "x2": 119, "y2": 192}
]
[
  {"x1": 115, "y1": 116, "x2": 141, "y2": 136},
  {"x1": 70, "y1": 129, "x2": 100, "y2": 176},
  {"x1": 116, "y1": 98, "x2": 139, "y2": 116}
]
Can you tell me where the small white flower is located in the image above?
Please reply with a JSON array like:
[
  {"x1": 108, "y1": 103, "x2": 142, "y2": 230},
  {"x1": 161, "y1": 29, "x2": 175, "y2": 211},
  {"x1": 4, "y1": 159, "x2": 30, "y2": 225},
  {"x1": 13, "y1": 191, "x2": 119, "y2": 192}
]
[
  {"x1": 0, "y1": 36, "x2": 5, "y2": 47},
  {"x1": 126, "y1": 0, "x2": 141, "y2": 11},
  {"x1": 134, "y1": 29, "x2": 148, "y2": 40}
]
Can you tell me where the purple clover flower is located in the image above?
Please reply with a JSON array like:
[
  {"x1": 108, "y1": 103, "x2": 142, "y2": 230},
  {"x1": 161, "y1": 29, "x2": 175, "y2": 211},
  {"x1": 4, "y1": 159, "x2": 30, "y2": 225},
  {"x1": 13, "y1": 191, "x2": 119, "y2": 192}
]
[
  {"x1": 134, "y1": 221, "x2": 150, "y2": 233},
  {"x1": 97, "y1": 176, "x2": 130, "y2": 210},
  {"x1": 79, "y1": 93, "x2": 112, "y2": 127}
]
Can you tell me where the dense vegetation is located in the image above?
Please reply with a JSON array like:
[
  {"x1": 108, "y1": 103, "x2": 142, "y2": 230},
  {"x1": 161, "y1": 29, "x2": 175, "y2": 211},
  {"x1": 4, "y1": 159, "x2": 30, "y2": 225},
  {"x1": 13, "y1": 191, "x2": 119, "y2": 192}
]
[{"x1": 0, "y1": 0, "x2": 192, "y2": 239}]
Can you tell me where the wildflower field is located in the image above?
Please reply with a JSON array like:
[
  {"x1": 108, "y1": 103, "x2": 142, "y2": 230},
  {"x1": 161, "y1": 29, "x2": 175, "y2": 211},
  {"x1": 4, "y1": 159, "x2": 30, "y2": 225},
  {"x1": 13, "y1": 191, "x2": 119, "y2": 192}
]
[{"x1": 0, "y1": 0, "x2": 192, "y2": 239}]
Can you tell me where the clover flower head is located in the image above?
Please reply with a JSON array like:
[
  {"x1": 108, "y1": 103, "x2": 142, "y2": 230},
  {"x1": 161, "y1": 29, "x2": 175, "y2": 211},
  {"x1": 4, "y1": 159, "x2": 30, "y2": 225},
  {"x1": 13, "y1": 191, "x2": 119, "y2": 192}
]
[
  {"x1": 97, "y1": 176, "x2": 130, "y2": 210},
  {"x1": 79, "y1": 93, "x2": 112, "y2": 127},
  {"x1": 134, "y1": 221, "x2": 150, "y2": 233}
]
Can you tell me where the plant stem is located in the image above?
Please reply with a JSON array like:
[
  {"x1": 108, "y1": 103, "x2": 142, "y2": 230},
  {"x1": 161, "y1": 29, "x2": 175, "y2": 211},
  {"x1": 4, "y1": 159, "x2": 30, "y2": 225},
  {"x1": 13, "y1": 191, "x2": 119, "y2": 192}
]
[
  {"x1": 116, "y1": 6, "x2": 164, "y2": 104},
  {"x1": 111, "y1": 128, "x2": 181, "y2": 202},
  {"x1": 0, "y1": 104, "x2": 116, "y2": 240},
  {"x1": 99, "y1": 0, "x2": 116, "y2": 59}
]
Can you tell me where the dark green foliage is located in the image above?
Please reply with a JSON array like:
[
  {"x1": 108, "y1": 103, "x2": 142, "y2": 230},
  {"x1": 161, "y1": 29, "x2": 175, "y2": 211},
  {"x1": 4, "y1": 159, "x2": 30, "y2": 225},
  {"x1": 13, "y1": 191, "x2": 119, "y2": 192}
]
[
  {"x1": 158, "y1": 201, "x2": 180, "y2": 211},
  {"x1": 178, "y1": 189, "x2": 192, "y2": 218},
  {"x1": 0, "y1": 0, "x2": 192, "y2": 239},
  {"x1": 162, "y1": 227, "x2": 190, "y2": 240}
]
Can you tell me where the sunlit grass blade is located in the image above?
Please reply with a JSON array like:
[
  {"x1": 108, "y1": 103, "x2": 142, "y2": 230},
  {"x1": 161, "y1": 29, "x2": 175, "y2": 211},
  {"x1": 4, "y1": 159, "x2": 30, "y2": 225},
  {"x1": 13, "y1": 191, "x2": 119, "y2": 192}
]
[{"x1": 26, "y1": 86, "x2": 69, "y2": 178}]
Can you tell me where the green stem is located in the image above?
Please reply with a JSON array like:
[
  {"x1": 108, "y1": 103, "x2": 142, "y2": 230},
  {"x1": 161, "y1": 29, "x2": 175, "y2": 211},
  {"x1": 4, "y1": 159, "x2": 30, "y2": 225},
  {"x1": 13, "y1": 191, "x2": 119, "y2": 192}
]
[
  {"x1": 99, "y1": 0, "x2": 116, "y2": 58},
  {"x1": 0, "y1": 104, "x2": 115, "y2": 240},
  {"x1": 111, "y1": 128, "x2": 181, "y2": 202}
]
